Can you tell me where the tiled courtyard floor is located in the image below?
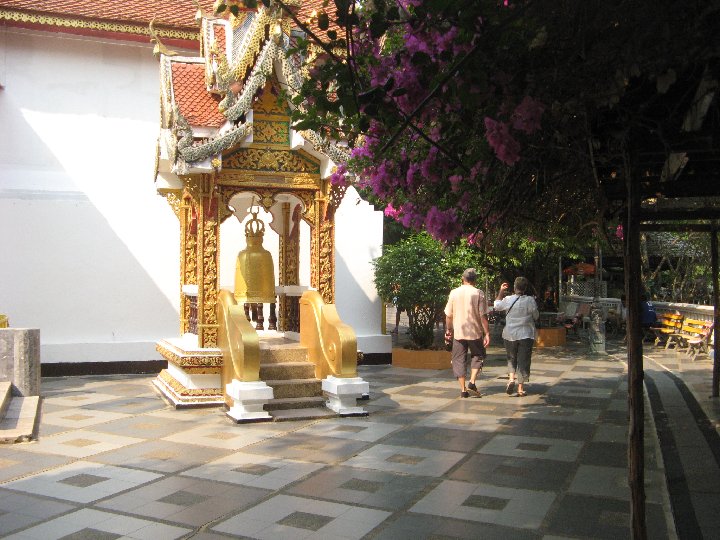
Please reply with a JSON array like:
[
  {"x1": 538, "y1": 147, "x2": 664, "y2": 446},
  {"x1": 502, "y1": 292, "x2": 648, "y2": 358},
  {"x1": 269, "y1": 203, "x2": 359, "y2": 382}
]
[{"x1": 1, "y1": 324, "x2": 718, "y2": 539}]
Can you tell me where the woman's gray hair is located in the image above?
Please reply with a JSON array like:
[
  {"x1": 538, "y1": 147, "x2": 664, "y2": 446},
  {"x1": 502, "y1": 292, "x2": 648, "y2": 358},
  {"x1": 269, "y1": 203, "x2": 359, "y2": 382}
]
[{"x1": 514, "y1": 276, "x2": 529, "y2": 294}]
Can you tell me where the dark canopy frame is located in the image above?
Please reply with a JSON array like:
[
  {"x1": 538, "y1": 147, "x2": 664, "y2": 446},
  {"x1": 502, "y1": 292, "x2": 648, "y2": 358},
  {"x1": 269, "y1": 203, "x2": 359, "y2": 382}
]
[{"x1": 603, "y1": 127, "x2": 720, "y2": 538}]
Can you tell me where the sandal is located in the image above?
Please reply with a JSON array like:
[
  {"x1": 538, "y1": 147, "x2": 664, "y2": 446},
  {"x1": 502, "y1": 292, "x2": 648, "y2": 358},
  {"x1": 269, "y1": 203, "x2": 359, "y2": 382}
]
[
  {"x1": 505, "y1": 380, "x2": 515, "y2": 395},
  {"x1": 516, "y1": 390, "x2": 527, "y2": 397}
]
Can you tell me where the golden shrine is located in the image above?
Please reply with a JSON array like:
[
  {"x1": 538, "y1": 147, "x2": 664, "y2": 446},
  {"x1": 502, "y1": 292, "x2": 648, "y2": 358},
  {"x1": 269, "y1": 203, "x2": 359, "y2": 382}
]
[{"x1": 151, "y1": 2, "x2": 368, "y2": 421}]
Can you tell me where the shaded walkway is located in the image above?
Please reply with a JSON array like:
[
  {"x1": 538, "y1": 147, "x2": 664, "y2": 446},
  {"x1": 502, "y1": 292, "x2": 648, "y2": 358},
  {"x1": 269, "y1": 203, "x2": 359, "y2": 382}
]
[{"x1": 641, "y1": 348, "x2": 720, "y2": 539}]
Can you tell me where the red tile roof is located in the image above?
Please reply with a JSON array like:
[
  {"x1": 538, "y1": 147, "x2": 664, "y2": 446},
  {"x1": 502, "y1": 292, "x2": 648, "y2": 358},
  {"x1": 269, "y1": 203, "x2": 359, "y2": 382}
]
[
  {"x1": 171, "y1": 62, "x2": 225, "y2": 128},
  {"x1": 213, "y1": 22, "x2": 227, "y2": 57},
  {"x1": 294, "y1": 0, "x2": 341, "y2": 41},
  {"x1": 0, "y1": 0, "x2": 215, "y2": 30}
]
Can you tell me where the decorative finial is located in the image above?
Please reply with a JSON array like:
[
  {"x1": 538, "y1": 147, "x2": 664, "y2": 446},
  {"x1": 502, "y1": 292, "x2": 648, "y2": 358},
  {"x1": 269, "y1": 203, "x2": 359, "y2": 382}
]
[
  {"x1": 149, "y1": 18, "x2": 180, "y2": 58},
  {"x1": 192, "y1": 0, "x2": 205, "y2": 23}
]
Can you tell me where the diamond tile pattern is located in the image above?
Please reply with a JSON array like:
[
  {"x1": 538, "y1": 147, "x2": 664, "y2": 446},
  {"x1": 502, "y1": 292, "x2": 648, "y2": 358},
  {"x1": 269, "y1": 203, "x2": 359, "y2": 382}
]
[{"x1": 0, "y1": 339, "x2": 697, "y2": 539}]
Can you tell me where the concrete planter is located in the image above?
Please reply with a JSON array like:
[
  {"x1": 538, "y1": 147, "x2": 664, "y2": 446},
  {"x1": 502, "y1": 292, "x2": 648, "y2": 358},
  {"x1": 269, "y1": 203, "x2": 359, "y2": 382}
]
[
  {"x1": 535, "y1": 327, "x2": 566, "y2": 347},
  {"x1": 392, "y1": 347, "x2": 450, "y2": 369}
]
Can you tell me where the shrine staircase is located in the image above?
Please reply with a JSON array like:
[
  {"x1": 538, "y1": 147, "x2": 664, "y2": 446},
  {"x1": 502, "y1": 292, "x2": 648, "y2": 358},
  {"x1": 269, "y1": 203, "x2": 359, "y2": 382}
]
[
  {"x1": 0, "y1": 381, "x2": 40, "y2": 444},
  {"x1": 258, "y1": 335, "x2": 336, "y2": 421}
]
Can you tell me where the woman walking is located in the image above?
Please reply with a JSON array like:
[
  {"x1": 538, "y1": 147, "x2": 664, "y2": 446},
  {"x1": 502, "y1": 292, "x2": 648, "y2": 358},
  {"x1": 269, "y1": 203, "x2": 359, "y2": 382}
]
[{"x1": 494, "y1": 277, "x2": 539, "y2": 397}]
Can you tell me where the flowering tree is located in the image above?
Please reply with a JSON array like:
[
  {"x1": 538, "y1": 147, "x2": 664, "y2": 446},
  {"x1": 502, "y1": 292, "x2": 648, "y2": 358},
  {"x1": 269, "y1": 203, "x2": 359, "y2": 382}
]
[{"x1": 217, "y1": 0, "x2": 718, "y2": 253}]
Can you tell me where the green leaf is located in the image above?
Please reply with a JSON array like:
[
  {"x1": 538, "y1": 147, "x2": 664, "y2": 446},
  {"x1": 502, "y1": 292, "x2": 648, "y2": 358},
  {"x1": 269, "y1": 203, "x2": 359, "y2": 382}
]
[
  {"x1": 229, "y1": 4, "x2": 240, "y2": 16},
  {"x1": 327, "y1": 29, "x2": 337, "y2": 40},
  {"x1": 318, "y1": 12, "x2": 330, "y2": 31}
]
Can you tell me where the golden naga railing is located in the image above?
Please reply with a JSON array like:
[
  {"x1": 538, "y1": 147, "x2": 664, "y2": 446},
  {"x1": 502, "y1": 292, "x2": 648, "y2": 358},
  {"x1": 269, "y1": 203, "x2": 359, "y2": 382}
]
[
  {"x1": 217, "y1": 289, "x2": 260, "y2": 406},
  {"x1": 299, "y1": 290, "x2": 358, "y2": 379}
]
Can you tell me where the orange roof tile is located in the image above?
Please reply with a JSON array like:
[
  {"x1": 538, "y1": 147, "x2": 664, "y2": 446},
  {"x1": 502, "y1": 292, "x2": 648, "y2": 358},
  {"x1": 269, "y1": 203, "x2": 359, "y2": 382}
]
[
  {"x1": 294, "y1": 0, "x2": 341, "y2": 41},
  {"x1": 171, "y1": 62, "x2": 225, "y2": 128},
  {"x1": 0, "y1": 0, "x2": 215, "y2": 31},
  {"x1": 213, "y1": 22, "x2": 227, "y2": 57}
]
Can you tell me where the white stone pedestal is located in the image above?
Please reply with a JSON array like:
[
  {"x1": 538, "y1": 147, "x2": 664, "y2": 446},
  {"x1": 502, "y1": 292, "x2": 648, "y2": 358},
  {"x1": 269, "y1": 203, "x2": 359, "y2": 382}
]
[
  {"x1": 225, "y1": 379, "x2": 274, "y2": 422},
  {"x1": 0, "y1": 328, "x2": 41, "y2": 397},
  {"x1": 322, "y1": 375, "x2": 369, "y2": 416}
]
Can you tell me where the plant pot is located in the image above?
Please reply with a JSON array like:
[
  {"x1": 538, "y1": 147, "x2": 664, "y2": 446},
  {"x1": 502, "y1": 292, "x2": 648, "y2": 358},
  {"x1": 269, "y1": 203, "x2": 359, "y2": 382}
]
[
  {"x1": 536, "y1": 327, "x2": 566, "y2": 347},
  {"x1": 392, "y1": 347, "x2": 451, "y2": 369}
]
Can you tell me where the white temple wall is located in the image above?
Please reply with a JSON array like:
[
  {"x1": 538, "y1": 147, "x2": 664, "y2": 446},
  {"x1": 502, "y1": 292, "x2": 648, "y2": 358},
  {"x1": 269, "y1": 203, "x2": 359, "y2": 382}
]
[
  {"x1": 0, "y1": 29, "x2": 180, "y2": 363},
  {"x1": 335, "y1": 187, "x2": 391, "y2": 355},
  {"x1": 0, "y1": 28, "x2": 391, "y2": 366}
]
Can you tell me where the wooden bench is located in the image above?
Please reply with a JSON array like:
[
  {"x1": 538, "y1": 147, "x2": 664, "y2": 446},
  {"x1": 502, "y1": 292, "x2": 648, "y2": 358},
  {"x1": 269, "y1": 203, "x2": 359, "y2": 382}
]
[
  {"x1": 651, "y1": 313, "x2": 683, "y2": 347},
  {"x1": 673, "y1": 319, "x2": 713, "y2": 360}
]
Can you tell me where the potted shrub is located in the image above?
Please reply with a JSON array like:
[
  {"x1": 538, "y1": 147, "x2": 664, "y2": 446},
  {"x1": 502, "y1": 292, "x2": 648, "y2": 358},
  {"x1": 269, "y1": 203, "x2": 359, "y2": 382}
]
[{"x1": 373, "y1": 233, "x2": 486, "y2": 366}]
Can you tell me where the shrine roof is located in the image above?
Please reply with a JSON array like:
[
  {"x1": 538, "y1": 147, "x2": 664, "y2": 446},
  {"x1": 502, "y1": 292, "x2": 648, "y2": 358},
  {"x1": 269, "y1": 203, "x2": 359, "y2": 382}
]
[
  {"x1": 171, "y1": 62, "x2": 225, "y2": 128},
  {"x1": 212, "y1": 21, "x2": 227, "y2": 57}
]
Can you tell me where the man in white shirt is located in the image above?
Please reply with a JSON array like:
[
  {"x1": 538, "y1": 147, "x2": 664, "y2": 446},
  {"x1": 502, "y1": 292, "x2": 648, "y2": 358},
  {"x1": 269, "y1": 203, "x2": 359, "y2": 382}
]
[
  {"x1": 444, "y1": 268, "x2": 490, "y2": 398},
  {"x1": 494, "y1": 277, "x2": 539, "y2": 397}
]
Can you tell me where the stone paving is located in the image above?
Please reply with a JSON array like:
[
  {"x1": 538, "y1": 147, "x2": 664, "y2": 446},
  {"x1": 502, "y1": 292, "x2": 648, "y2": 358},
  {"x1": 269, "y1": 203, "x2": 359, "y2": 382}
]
[
  {"x1": 0, "y1": 306, "x2": 720, "y2": 540},
  {"x1": 0, "y1": 322, "x2": 718, "y2": 539}
]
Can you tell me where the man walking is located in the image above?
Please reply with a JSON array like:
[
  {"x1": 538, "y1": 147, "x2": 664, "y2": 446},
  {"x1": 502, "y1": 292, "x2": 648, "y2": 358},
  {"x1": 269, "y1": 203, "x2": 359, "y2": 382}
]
[{"x1": 444, "y1": 268, "x2": 490, "y2": 398}]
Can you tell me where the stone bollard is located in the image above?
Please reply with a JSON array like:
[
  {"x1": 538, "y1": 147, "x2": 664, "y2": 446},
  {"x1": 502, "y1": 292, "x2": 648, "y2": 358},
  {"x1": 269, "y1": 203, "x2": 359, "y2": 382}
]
[{"x1": 0, "y1": 328, "x2": 41, "y2": 397}]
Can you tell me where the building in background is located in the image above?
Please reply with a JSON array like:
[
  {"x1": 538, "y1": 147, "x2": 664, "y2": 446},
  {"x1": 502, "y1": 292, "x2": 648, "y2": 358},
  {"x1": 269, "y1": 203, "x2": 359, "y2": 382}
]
[{"x1": 0, "y1": 0, "x2": 390, "y2": 373}]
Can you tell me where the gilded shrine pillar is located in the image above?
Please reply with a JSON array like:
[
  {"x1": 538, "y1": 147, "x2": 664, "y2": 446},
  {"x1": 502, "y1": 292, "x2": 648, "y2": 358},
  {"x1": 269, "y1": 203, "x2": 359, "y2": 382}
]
[
  {"x1": 154, "y1": 183, "x2": 224, "y2": 408},
  {"x1": 179, "y1": 194, "x2": 197, "y2": 336},
  {"x1": 311, "y1": 196, "x2": 335, "y2": 304},
  {"x1": 195, "y1": 183, "x2": 220, "y2": 348},
  {"x1": 278, "y1": 203, "x2": 301, "y2": 331}
]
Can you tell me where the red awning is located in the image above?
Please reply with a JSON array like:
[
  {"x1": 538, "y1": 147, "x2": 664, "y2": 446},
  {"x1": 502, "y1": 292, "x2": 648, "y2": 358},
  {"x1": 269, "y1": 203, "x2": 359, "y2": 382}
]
[{"x1": 563, "y1": 262, "x2": 596, "y2": 276}]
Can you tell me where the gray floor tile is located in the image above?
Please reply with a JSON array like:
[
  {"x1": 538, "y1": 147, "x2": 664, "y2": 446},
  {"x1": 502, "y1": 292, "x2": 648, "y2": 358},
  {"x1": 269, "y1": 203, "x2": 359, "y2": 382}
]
[{"x1": 285, "y1": 466, "x2": 435, "y2": 510}]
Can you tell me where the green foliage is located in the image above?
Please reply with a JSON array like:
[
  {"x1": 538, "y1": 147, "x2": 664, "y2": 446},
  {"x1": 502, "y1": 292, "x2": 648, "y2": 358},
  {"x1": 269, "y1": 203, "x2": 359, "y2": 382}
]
[{"x1": 372, "y1": 233, "x2": 493, "y2": 348}]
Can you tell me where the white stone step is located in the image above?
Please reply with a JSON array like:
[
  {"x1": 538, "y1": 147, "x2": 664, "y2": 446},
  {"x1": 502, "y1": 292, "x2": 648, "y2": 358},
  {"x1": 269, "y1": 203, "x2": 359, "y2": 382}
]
[
  {"x1": 0, "y1": 395, "x2": 40, "y2": 444},
  {"x1": 0, "y1": 381, "x2": 11, "y2": 419}
]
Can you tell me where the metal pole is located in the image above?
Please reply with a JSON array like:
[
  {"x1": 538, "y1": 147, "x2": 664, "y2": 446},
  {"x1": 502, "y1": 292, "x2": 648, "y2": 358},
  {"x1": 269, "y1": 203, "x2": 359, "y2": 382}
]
[
  {"x1": 590, "y1": 239, "x2": 606, "y2": 353},
  {"x1": 711, "y1": 227, "x2": 719, "y2": 398},
  {"x1": 626, "y1": 171, "x2": 647, "y2": 539}
]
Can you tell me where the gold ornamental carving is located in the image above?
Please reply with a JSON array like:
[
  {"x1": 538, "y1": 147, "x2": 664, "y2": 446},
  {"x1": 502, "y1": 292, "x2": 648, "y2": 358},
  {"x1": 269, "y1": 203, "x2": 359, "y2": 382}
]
[
  {"x1": 156, "y1": 343, "x2": 223, "y2": 368},
  {"x1": 253, "y1": 120, "x2": 290, "y2": 146},
  {"x1": 158, "y1": 370, "x2": 222, "y2": 398},
  {"x1": 219, "y1": 171, "x2": 320, "y2": 190},
  {"x1": 222, "y1": 148, "x2": 320, "y2": 174},
  {"x1": 180, "y1": 196, "x2": 198, "y2": 335},
  {"x1": 254, "y1": 82, "x2": 290, "y2": 117},
  {"x1": 162, "y1": 190, "x2": 183, "y2": 219},
  {"x1": 0, "y1": 9, "x2": 198, "y2": 41},
  {"x1": 318, "y1": 217, "x2": 335, "y2": 303},
  {"x1": 200, "y1": 207, "x2": 219, "y2": 347}
]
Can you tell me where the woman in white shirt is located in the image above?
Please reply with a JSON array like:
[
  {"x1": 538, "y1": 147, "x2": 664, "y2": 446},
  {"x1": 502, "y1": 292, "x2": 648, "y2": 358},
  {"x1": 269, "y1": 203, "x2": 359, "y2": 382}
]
[{"x1": 494, "y1": 277, "x2": 539, "y2": 397}]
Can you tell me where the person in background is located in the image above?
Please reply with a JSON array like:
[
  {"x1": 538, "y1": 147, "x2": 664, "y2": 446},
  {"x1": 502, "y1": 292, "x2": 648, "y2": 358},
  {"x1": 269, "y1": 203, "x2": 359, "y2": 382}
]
[
  {"x1": 540, "y1": 286, "x2": 558, "y2": 312},
  {"x1": 640, "y1": 293, "x2": 657, "y2": 328},
  {"x1": 494, "y1": 277, "x2": 539, "y2": 397},
  {"x1": 444, "y1": 268, "x2": 490, "y2": 398}
]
